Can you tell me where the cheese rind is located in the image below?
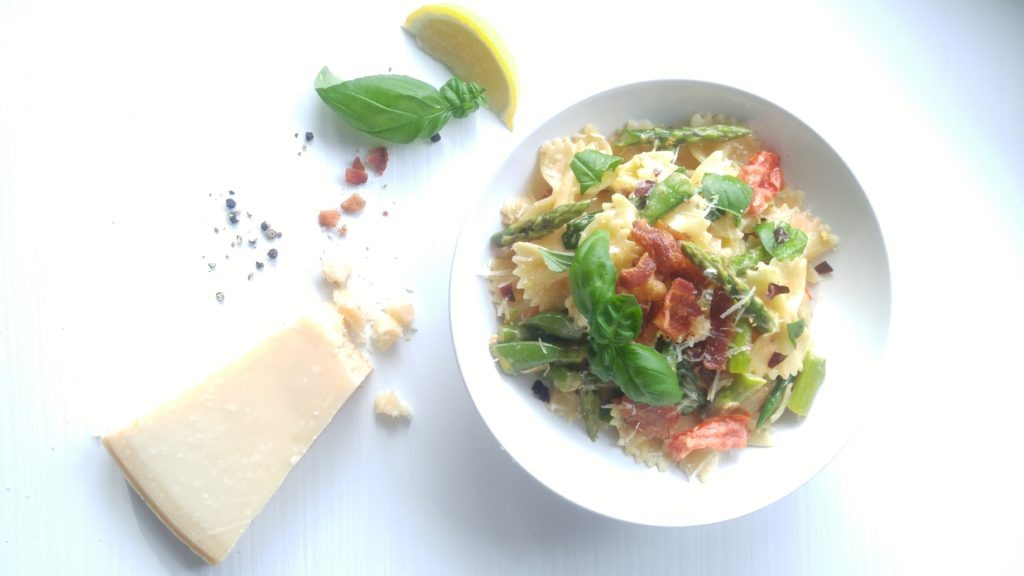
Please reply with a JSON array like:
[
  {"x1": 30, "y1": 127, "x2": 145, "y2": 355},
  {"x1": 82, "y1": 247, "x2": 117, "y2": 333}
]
[{"x1": 102, "y1": 316, "x2": 369, "y2": 564}]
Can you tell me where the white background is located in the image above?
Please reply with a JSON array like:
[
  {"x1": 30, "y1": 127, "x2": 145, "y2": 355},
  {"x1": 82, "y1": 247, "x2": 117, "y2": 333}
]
[{"x1": 2, "y1": 0, "x2": 1022, "y2": 574}]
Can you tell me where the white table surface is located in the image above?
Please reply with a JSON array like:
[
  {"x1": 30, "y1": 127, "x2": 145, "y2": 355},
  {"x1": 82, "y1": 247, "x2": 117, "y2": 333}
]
[{"x1": 2, "y1": 0, "x2": 1023, "y2": 574}]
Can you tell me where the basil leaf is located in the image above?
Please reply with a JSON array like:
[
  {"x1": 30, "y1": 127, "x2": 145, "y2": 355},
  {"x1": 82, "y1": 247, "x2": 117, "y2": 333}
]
[
  {"x1": 610, "y1": 343, "x2": 682, "y2": 406},
  {"x1": 698, "y1": 173, "x2": 753, "y2": 222},
  {"x1": 787, "y1": 319, "x2": 806, "y2": 347},
  {"x1": 314, "y1": 67, "x2": 487, "y2": 144},
  {"x1": 590, "y1": 294, "x2": 642, "y2": 347},
  {"x1": 569, "y1": 230, "x2": 617, "y2": 319},
  {"x1": 570, "y1": 150, "x2": 623, "y2": 194},
  {"x1": 588, "y1": 342, "x2": 617, "y2": 382},
  {"x1": 754, "y1": 221, "x2": 808, "y2": 260},
  {"x1": 536, "y1": 247, "x2": 575, "y2": 273}
]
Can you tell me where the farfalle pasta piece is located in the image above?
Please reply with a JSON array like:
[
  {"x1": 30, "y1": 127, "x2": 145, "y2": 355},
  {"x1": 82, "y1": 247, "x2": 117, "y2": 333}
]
[
  {"x1": 748, "y1": 327, "x2": 811, "y2": 380},
  {"x1": 522, "y1": 126, "x2": 614, "y2": 220},
  {"x1": 744, "y1": 257, "x2": 808, "y2": 324},
  {"x1": 579, "y1": 193, "x2": 641, "y2": 270},
  {"x1": 609, "y1": 150, "x2": 678, "y2": 195},
  {"x1": 609, "y1": 404, "x2": 671, "y2": 471},
  {"x1": 510, "y1": 241, "x2": 572, "y2": 312},
  {"x1": 661, "y1": 195, "x2": 720, "y2": 253},
  {"x1": 689, "y1": 149, "x2": 740, "y2": 188},
  {"x1": 761, "y1": 202, "x2": 839, "y2": 264}
]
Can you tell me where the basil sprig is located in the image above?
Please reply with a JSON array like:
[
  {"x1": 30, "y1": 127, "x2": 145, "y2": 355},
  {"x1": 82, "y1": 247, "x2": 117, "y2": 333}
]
[
  {"x1": 314, "y1": 67, "x2": 487, "y2": 144},
  {"x1": 570, "y1": 231, "x2": 682, "y2": 406},
  {"x1": 698, "y1": 173, "x2": 753, "y2": 222},
  {"x1": 570, "y1": 150, "x2": 623, "y2": 194},
  {"x1": 536, "y1": 247, "x2": 575, "y2": 273},
  {"x1": 754, "y1": 221, "x2": 808, "y2": 261}
]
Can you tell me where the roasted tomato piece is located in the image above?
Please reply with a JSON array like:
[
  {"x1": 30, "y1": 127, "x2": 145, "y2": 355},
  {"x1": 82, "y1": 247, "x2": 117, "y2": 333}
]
[
  {"x1": 739, "y1": 151, "x2": 784, "y2": 215},
  {"x1": 667, "y1": 412, "x2": 750, "y2": 460}
]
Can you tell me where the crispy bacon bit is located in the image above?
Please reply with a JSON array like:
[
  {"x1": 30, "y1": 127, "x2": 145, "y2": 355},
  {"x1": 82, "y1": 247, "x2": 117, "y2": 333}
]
[
  {"x1": 814, "y1": 260, "x2": 834, "y2": 275},
  {"x1": 318, "y1": 209, "x2": 341, "y2": 228},
  {"x1": 653, "y1": 278, "x2": 701, "y2": 342},
  {"x1": 634, "y1": 180, "x2": 656, "y2": 197},
  {"x1": 630, "y1": 220, "x2": 700, "y2": 280},
  {"x1": 740, "y1": 151, "x2": 784, "y2": 215},
  {"x1": 345, "y1": 167, "x2": 368, "y2": 185},
  {"x1": 619, "y1": 253, "x2": 657, "y2": 290},
  {"x1": 652, "y1": 222, "x2": 708, "y2": 287},
  {"x1": 352, "y1": 156, "x2": 365, "y2": 171},
  {"x1": 366, "y1": 146, "x2": 389, "y2": 174},
  {"x1": 341, "y1": 193, "x2": 366, "y2": 213},
  {"x1": 703, "y1": 289, "x2": 734, "y2": 371},
  {"x1": 765, "y1": 282, "x2": 791, "y2": 300},
  {"x1": 768, "y1": 352, "x2": 787, "y2": 368},
  {"x1": 636, "y1": 301, "x2": 663, "y2": 346},
  {"x1": 338, "y1": 224, "x2": 348, "y2": 236},
  {"x1": 499, "y1": 283, "x2": 516, "y2": 302},
  {"x1": 667, "y1": 412, "x2": 750, "y2": 461},
  {"x1": 617, "y1": 397, "x2": 681, "y2": 440}
]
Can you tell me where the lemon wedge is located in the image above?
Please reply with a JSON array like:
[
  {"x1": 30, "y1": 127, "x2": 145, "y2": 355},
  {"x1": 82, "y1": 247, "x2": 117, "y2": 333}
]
[{"x1": 403, "y1": 4, "x2": 518, "y2": 130}]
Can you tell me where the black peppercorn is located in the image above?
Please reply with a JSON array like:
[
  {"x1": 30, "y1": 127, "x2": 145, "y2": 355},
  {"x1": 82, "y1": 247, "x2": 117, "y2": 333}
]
[
  {"x1": 430, "y1": 133, "x2": 441, "y2": 143},
  {"x1": 225, "y1": 198, "x2": 236, "y2": 209},
  {"x1": 267, "y1": 248, "x2": 278, "y2": 260}
]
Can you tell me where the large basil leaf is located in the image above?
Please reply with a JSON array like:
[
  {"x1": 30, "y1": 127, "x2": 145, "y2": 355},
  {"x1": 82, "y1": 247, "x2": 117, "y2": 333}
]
[
  {"x1": 590, "y1": 294, "x2": 642, "y2": 347},
  {"x1": 754, "y1": 221, "x2": 808, "y2": 260},
  {"x1": 570, "y1": 150, "x2": 623, "y2": 194},
  {"x1": 569, "y1": 230, "x2": 617, "y2": 319},
  {"x1": 314, "y1": 68, "x2": 486, "y2": 144},
  {"x1": 610, "y1": 343, "x2": 682, "y2": 406},
  {"x1": 698, "y1": 173, "x2": 753, "y2": 221}
]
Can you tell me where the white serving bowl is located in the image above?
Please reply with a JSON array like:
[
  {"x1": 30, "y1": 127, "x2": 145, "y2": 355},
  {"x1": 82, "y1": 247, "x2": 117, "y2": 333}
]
[{"x1": 449, "y1": 80, "x2": 890, "y2": 526}]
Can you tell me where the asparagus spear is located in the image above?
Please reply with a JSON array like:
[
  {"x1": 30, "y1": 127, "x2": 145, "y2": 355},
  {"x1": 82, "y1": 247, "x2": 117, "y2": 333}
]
[
  {"x1": 522, "y1": 311, "x2": 587, "y2": 341},
  {"x1": 680, "y1": 241, "x2": 777, "y2": 333},
  {"x1": 561, "y1": 212, "x2": 596, "y2": 249},
  {"x1": 640, "y1": 172, "x2": 694, "y2": 223},
  {"x1": 757, "y1": 375, "x2": 795, "y2": 429},
  {"x1": 489, "y1": 341, "x2": 587, "y2": 374},
  {"x1": 787, "y1": 352, "x2": 826, "y2": 416},
  {"x1": 615, "y1": 124, "x2": 752, "y2": 148},
  {"x1": 491, "y1": 201, "x2": 590, "y2": 246},
  {"x1": 580, "y1": 386, "x2": 602, "y2": 441},
  {"x1": 730, "y1": 245, "x2": 771, "y2": 275}
]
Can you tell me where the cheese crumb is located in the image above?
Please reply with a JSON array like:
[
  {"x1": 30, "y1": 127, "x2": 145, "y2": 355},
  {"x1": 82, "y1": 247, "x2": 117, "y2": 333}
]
[
  {"x1": 370, "y1": 311, "x2": 403, "y2": 351},
  {"x1": 321, "y1": 252, "x2": 352, "y2": 287},
  {"x1": 374, "y1": 390, "x2": 411, "y2": 419},
  {"x1": 383, "y1": 301, "x2": 415, "y2": 330}
]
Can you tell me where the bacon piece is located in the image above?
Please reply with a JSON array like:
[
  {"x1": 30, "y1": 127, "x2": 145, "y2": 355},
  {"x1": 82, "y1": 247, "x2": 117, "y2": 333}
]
[
  {"x1": 619, "y1": 253, "x2": 657, "y2": 290},
  {"x1": 765, "y1": 283, "x2": 790, "y2": 300},
  {"x1": 352, "y1": 156, "x2": 365, "y2": 171},
  {"x1": 366, "y1": 146, "x2": 389, "y2": 175},
  {"x1": 667, "y1": 412, "x2": 750, "y2": 461},
  {"x1": 618, "y1": 253, "x2": 667, "y2": 303},
  {"x1": 318, "y1": 209, "x2": 340, "y2": 228},
  {"x1": 740, "y1": 151, "x2": 784, "y2": 215},
  {"x1": 636, "y1": 301, "x2": 662, "y2": 346},
  {"x1": 652, "y1": 278, "x2": 701, "y2": 342},
  {"x1": 345, "y1": 168, "x2": 368, "y2": 185},
  {"x1": 617, "y1": 397, "x2": 681, "y2": 440},
  {"x1": 631, "y1": 220, "x2": 688, "y2": 276},
  {"x1": 702, "y1": 289, "x2": 734, "y2": 371},
  {"x1": 341, "y1": 193, "x2": 366, "y2": 213},
  {"x1": 499, "y1": 283, "x2": 516, "y2": 302},
  {"x1": 651, "y1": 221, "x2": 708, "y2": 287}
]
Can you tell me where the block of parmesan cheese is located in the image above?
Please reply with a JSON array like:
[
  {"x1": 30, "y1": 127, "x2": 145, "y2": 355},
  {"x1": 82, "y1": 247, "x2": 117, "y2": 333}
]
[{"x1": 102, "y1": 312, "x2": 371, "y2": 564}]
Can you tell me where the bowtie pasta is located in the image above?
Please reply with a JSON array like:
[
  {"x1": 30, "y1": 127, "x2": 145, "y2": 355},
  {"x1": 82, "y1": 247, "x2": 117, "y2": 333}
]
[{"x1": 487, "y1": 115, "x2": 837, "y2": 480}]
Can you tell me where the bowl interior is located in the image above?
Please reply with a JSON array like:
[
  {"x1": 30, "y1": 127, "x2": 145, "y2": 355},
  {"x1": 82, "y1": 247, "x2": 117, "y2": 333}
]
[{"x1": 449, "y1": 80, "x2": 890, "y2": 526}]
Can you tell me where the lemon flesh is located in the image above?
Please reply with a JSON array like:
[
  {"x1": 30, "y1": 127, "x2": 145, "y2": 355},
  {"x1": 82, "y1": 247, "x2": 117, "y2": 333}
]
[{"x1": 404, "y1": 4, "x2": 517, "y2": 130}]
